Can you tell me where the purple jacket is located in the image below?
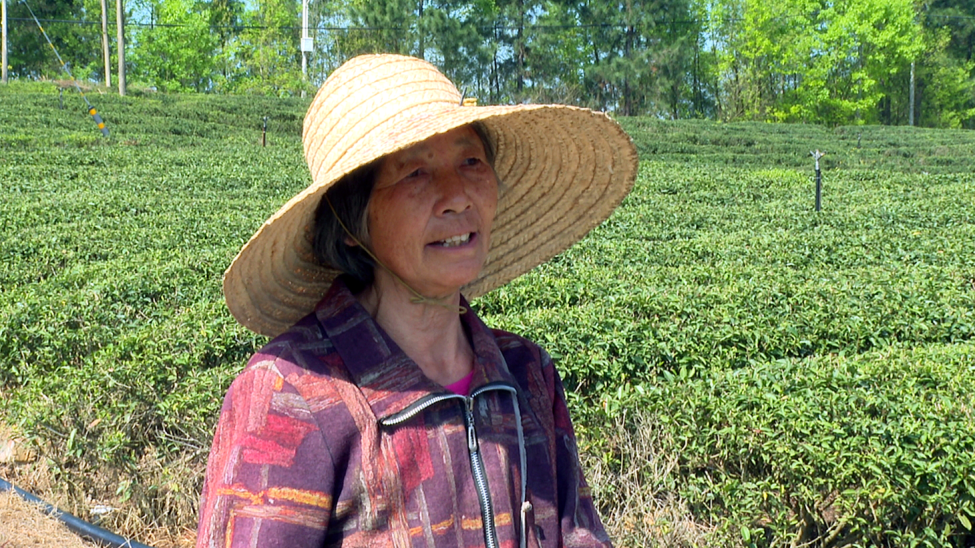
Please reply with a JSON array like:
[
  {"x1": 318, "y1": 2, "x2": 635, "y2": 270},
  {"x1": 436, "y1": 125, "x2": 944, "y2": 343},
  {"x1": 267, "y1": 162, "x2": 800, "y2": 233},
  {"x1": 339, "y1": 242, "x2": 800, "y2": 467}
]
[{"x1": 197, "y1": 278, "x2": 612, "y2": 547}]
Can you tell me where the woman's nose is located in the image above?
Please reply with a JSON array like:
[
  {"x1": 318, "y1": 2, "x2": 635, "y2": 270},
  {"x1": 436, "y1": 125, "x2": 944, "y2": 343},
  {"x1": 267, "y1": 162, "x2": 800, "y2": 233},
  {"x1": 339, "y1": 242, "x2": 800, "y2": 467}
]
[{"x1": 435, "y1": 170, "x2": 473, "y2": 215}]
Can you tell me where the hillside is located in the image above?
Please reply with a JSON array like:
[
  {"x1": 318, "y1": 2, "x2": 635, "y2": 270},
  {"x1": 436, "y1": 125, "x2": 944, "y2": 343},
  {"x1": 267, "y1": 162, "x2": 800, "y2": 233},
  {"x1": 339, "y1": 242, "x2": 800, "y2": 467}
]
[{"x1": 2, "y1": 82, "x2": 974, "y2": 547}]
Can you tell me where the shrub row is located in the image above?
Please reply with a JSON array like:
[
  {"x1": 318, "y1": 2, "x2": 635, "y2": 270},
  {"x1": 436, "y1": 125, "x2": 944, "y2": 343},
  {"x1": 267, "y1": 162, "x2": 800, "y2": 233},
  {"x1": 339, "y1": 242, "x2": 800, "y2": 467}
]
[
  {"x1": 620, "y1": 118, "x2": 975, "y2": 174},
  {"x1": 604, "y1": 342, "x2": 975, "y2": 546}
]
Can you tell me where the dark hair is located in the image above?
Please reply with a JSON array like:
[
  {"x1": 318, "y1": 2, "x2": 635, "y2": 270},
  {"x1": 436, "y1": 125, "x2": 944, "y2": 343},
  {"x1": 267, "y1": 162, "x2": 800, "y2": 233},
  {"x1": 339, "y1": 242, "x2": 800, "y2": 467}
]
[
  {"x1": 312, "y1": 122, "x2": 496, "y2": 288},
  {"x1": 471, "y1": 122, "x2": 496, "y2": 167},
  {"x1": 312, "y1": 160, "x2": 380, "y2": 288}
]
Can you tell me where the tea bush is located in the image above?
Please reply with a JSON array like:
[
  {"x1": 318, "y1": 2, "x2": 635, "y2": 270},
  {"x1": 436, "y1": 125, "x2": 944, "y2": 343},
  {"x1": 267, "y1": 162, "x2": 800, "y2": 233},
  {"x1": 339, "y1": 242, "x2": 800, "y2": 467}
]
[
  {"x1": 2, "y1": 83, "x2": 975, "y2": 546},
  {"x1": 628, "y1": 343, "x2": 975, "y2": 546}
]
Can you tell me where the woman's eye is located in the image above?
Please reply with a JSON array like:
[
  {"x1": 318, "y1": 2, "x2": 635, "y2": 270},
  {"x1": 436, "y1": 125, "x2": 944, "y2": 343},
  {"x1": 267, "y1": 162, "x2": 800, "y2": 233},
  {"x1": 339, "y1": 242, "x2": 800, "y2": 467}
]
[
  {"x1": 405, "y1": 169, "x2": 422, "y2": 178},
  {"x1": 463, "y1": 157, "x2": 482, "y2": 166}
]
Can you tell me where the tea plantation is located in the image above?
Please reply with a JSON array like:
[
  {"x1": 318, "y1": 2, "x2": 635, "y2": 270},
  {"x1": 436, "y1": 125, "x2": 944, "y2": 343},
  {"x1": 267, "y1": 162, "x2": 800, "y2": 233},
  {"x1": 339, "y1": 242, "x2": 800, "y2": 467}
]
[{"x1": 1, "y1": 82, "x2": 974, "y2": 547}]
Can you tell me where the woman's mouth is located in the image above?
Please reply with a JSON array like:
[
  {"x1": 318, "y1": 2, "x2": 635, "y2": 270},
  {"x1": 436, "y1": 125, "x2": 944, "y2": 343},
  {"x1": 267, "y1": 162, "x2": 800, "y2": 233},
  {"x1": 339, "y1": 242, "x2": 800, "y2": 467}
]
[{"x1": 436, "y1": 233, "x2": 473, "y2": 247}]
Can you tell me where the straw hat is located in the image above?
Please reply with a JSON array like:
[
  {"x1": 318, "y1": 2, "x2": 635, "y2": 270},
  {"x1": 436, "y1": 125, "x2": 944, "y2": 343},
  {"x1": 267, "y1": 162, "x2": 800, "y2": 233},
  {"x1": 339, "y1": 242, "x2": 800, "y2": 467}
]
[{"x1": 223, "y1": 54, "x2": 638, "y2": 337}]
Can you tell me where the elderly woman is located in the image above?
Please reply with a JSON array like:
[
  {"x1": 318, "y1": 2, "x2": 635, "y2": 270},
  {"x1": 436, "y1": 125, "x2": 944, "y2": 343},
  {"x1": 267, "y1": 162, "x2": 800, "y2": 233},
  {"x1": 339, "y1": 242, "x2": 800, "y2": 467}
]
[{"x1": 197, "y1": 54, "x2": 637, "y2": 548}]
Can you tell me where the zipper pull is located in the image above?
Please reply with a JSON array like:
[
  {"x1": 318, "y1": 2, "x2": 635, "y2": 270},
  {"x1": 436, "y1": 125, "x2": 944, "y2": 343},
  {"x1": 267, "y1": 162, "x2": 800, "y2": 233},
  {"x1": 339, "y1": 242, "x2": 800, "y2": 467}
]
[{"x1": 466, "y1": 398, "x2": 478, "y2": 452}]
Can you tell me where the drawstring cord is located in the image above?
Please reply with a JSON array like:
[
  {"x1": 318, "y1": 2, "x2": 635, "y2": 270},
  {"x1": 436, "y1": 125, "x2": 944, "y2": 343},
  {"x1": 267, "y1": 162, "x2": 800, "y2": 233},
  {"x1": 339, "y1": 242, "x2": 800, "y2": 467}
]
[{"x1": 323, "y1": 194, "x2": 467, "y2": 315}]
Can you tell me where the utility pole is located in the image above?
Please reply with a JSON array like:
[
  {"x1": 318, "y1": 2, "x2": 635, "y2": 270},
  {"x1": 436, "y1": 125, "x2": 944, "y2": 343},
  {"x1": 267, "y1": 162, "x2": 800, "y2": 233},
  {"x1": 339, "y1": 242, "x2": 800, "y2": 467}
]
[
  {"x1": 116, "y1": 0, "x2": 125, "y2": 95},
  {"x1": 100, "y1": 0, "x2": 111, "y2": 87},
  {"x1": 300, "y1": 0, "x2": 312, "y2": 97},
  {"x1": 909, "y1": 61, "x2": 915, "y2": 126},
  {"x1": 2, "y1": 0, "x2": 8, "y2": 84}
]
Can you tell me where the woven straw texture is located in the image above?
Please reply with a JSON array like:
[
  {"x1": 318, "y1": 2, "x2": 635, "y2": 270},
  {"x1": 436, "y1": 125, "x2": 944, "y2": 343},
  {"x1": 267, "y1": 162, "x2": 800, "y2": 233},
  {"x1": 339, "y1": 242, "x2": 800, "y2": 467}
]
[{"x1": 223, "y1": 54, "x2": 639, "y2": 337}]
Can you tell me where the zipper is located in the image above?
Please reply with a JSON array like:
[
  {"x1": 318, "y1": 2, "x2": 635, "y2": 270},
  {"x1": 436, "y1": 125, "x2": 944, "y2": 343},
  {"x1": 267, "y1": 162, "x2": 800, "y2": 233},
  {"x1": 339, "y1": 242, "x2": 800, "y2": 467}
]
[
  {"x1": 379, "y1": 382, "x2": 518, "y2": 548},
  {"x1": 379, "y1": 392, "x2": 466, "y2": 427},
  {"x1": 465, "y1": 396, "x2": 498, "y2": 548}
]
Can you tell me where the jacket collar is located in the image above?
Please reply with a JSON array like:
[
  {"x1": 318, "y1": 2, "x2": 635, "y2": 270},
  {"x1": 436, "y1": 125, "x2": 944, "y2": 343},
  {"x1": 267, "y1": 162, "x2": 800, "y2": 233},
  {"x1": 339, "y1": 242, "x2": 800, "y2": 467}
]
[{"x1": 313, "y1": 277, "x2": 518, "y2": 421}]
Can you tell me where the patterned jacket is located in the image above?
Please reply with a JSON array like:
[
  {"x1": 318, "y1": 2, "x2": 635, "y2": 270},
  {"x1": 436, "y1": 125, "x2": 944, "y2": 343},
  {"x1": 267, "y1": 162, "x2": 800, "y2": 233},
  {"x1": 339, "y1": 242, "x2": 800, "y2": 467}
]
[{"x1": 197, "y1": 278, "x2": 612, "y2": 547}]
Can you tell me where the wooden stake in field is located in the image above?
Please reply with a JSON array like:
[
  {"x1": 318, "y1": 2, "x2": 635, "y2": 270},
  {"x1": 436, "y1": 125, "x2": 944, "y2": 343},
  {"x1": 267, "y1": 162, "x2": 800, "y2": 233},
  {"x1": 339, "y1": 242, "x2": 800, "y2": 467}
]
[{"x1": 811, "y1": 149, "x2": 825, "y2": 212}]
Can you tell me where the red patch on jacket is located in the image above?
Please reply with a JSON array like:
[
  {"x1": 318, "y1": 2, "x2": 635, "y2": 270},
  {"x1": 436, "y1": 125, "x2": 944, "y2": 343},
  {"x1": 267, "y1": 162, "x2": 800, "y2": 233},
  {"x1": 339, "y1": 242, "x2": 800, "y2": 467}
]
[
  {"x1": 242, "y1": 413, "x2": 315, "y2": 467},
  {"x1": 390, "y1": 422, "x2": 435, "y2": 492}
]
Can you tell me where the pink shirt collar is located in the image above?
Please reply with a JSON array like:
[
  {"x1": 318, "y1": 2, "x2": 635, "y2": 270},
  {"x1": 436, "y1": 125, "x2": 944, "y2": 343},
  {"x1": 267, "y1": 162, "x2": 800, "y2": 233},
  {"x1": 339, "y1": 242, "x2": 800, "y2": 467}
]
[{"x1": 443, "y1": 370, "x2": 475, "y2": 396}]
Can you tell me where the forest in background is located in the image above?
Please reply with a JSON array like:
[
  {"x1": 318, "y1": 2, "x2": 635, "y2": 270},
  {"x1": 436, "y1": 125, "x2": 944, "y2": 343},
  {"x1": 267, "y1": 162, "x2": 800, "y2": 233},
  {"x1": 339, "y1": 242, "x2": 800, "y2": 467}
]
[{"x1": 4, "y1": 0, "x2": 975, "y2": 126}]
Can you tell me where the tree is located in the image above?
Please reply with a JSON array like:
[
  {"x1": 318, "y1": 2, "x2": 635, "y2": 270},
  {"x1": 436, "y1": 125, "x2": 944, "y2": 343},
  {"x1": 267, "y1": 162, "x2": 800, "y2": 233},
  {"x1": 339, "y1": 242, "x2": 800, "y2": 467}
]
[
  {"x1": 207, "y1": 0, "x2": 244, "y2": 84},
  {"x1": 574, "y1": 0, "x2": 698, "y2": 116},
  {"x1": 7, "y1": 0, "x2": 106, "y2": 80},
  {"x1": 813, "y1": 0, "x2": 922, "y2": 124},
  {"x1": 927, "y1": 0, "x2": 974, "y2": 63},
  {"x1": 524, "y1": 0, "x2": 591, "y2": 105},
  {"x1": 348, "y1": 0, "x2": 414, "y2": 54},
  {"x1": 129, "y1": 0, "x2": 217, "y2": 91},
  {"x1": 920, "y1": 0, "x2": 975, "y2": 128},
  {"x1": 684, "y1": 0, "x2": 719, "y2": 118},
  {"x1": 704, "y1": 0, "x2": 924, "y2": 124},
  {"x1": 915, "y1": 24, "x2": 975, "y2": 127},
  {"x1": 324, "y1": 0, "x2": 494, "y2": 101},
  {"x1": 415, "y1": 0, "x2": 495, "y2": 102},
  {"x1": 229, "y1": 0, "x2": 305, "y2": 95}
]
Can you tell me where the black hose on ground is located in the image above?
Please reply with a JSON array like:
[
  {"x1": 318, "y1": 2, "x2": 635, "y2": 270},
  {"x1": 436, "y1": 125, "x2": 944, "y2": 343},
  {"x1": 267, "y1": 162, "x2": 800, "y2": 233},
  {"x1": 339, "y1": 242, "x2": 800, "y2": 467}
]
[{"x1": 0, "y1": 477, "x2": 154, "y2": 548}]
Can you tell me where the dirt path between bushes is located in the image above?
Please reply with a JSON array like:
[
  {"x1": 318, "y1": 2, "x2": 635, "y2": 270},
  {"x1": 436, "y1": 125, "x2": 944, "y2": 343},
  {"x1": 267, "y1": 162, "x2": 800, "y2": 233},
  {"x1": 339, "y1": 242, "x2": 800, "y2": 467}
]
[
  {"x1": 0, "y1": 490, "x2": 194, "y2": 548},
  {"x1": 0, "y1": 490, "x2": 94, "y2": 548}
]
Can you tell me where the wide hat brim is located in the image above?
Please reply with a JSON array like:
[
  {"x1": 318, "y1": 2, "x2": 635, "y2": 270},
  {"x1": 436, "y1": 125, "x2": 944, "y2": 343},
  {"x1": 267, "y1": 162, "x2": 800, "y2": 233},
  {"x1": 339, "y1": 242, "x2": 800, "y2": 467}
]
[{"x1": 223, "y1": 55, "x2": 638, "y2": 337}]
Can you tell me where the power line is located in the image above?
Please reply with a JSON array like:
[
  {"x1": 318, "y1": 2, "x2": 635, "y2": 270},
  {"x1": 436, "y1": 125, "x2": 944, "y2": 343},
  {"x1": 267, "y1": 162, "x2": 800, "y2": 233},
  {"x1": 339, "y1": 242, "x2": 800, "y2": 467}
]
[
  {"x1": 10, "y1": 11, "x2": 975, "y2": 34},
  {"x1": 9, "y1": 16, "x2": 695, "y2": 31}
]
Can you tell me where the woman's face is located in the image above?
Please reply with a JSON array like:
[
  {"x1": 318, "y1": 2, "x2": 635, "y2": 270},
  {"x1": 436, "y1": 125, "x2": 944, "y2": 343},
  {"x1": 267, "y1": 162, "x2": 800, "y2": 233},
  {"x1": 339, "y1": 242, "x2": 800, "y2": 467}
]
[{"x1": 365, "y1": 126, "x2": 498, "y2": 298}]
